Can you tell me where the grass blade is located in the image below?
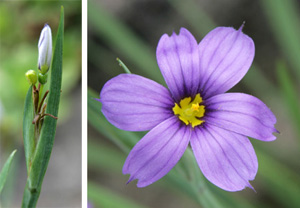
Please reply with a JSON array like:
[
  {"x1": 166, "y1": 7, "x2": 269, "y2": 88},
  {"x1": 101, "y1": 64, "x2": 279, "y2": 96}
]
[
  {"x1": 22, "y1": 86, "x2": 35, "y2": 174},
  {"x1": 0, "y1": 150, "x2": 17, "y2": 195}
]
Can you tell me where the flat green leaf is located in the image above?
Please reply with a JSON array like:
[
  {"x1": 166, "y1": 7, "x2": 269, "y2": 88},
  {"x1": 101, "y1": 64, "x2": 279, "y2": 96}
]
[
  {"x1": 22, "y1": 7, "x2": 64, "y2": 208},
  {"x1": 0, "y1": 150, "x2": 17, "y2": 195},
  {"x1": 22, "y1": 86, "x2": 35, "y2": 174}
]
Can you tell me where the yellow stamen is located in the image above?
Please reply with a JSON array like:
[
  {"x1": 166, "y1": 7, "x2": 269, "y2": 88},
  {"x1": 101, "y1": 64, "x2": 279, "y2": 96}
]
[
  {"x1": 191, "y1": 103, "x2": 200, "y2": 112},
  {"x1": 172, "y1": 93, "x2": 205, "y2": 128}
]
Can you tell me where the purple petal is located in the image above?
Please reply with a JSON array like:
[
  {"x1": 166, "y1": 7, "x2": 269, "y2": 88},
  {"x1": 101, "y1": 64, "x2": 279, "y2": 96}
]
[
  {"x1": 198, "y1": 26, "x2": 255, "y2": 99},
  {"x1": 190, "y1": 124, "x2": 258, "y2": 191},
  {"x1": 205, "y1": 93, "x2": 277, "y2": 141},
  {"x1": 100, "y1": 74, "x2": 174, "y2": 131},
  {"x1": 123, "y1": 117, "x2": 191, "y2": 187},
  {"x1": 156, "y1": 28, "x2": 200, "y2": 102}
]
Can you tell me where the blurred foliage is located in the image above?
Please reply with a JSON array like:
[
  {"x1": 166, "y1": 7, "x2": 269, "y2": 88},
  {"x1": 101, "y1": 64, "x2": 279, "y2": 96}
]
[
  {"x1": 0, "y1": 1, "x2": 81, "y2": 206},
  {"x1": 88, "y1": 0, "x2": 300, "y2": 208}
]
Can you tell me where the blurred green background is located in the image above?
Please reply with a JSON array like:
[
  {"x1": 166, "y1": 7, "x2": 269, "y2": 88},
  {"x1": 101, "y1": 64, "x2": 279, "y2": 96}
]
[
  {"x1": 88, "y1": 0, "x2": 300, "y2": 208},
  {"x1": 0, "y1": 1, "x2": 81, "y2": 207}
]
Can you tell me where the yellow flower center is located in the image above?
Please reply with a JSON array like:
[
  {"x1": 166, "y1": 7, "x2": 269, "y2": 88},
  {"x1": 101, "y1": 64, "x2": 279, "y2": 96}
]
[{"x1": 172, "y1": 93, "x2": 205, "y2": 128}]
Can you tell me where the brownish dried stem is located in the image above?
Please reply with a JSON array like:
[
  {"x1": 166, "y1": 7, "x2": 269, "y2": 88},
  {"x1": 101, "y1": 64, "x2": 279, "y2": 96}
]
[
  {"x1": 37, "y1": 83, "x2": 41, "y2": 92},
  {"x1": 43, "y1": 113, "x2": 58, "y2": 120},
  {"x1": 41, "y1": 103, "x2": 47, "y2": 115},
  {"x1": 38, "y1": 90, "x2": 49, "y2": 113},
  {"x1": 33, "y1": 85, "x2": 39, "y2": 114},
  {"x1": 32, "y1": 114, "x2": 41, "y2": 124}
]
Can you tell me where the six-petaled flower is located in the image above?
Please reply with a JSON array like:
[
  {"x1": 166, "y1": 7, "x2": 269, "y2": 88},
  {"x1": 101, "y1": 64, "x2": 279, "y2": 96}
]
[{"x1": 98, "y1": 25, "x2": 277, "y2": 191}]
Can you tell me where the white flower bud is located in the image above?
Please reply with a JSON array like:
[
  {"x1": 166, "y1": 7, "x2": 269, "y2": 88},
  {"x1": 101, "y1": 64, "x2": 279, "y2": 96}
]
[{"x1": 38, "y1": 24, "x2": 52, "y2": 74}]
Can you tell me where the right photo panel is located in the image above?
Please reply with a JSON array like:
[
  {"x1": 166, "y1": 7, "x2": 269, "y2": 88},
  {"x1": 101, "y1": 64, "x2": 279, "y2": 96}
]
[{"x1": 88, "y1": 0, "x2": 299, "y2": 208}]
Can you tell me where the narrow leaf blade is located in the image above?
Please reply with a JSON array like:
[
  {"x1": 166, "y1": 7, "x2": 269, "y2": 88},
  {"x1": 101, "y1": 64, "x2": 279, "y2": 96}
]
[
  {"x1": 22, "y1": 86, "x2": 35, "y2": 174},
  {"x1": 0, "y1": 150, "x2": 17, "y2": 195}
]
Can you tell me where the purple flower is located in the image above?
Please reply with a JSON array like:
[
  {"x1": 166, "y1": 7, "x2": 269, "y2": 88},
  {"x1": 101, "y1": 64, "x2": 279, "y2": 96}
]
[{"x1": 99, "y1": 26, "x2": 277, "y2": 191}]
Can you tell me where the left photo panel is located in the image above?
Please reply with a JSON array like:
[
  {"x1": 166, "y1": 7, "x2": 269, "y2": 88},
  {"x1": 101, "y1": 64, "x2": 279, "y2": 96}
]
[{"x1": 0, "y1": 1, "x2": 82, "y2": 207}]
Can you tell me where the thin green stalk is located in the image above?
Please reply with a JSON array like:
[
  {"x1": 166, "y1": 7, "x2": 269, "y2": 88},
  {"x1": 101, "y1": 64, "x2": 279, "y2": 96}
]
[
  {"x1": 116, "y1": 58, "x2": 131, "y2": 74},
  {"x1": 39, "y1": 84, "x2": 44, "y2": 104},
  {"x1": 21, "y1": 7, "x2": 64, "y2": 207}
]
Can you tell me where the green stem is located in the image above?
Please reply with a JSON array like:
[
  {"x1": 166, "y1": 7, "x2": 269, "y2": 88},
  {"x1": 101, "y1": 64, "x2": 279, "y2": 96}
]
[
  {"x1": 39, "y1": 84, "x2": 44, "y2": 104},
  {"x1": 21, "y1": 182, "x2": 40, "y2": 208},
  {"x1": 116, "y1": 58, "x2": 131, "y2": 74}
]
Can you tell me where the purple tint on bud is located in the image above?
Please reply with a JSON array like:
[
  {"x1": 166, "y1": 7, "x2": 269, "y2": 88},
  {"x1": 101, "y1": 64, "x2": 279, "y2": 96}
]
[{"x1": 87, "y1": 201, "x2": 93, "y2": 208}]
